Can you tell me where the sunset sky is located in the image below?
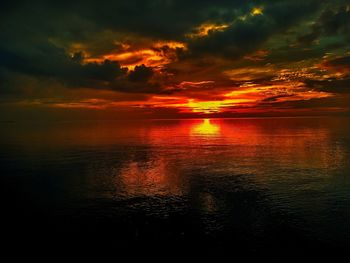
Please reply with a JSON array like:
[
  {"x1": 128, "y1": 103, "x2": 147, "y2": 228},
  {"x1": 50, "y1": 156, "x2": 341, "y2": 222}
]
[{"x1": 1, "y1": 0, "x2": 350, "y2": 120}]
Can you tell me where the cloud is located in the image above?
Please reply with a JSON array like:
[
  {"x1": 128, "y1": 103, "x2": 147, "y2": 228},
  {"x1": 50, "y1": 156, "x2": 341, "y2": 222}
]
[
  {"x1": 184, "y1": 0, "x2": 322, "y2": 59},
  {"x1": 321, "y1": 55, "x2": 350, "y2": 74},
  {"x1": 128, "y1": 64, "x2": 154, "y2": 82},
  {"x1": 297, "y1": 2, "x2": 350, "y2": 46},
  {"x1": 0, "y1": 0, "x2": 349, "y2": 117},
  {"x1": 305, "y1": 78, "x2": 350, "y2": 94},
  {"x1": 0, "y1": 40, "x2": 163, "y2": 94}
]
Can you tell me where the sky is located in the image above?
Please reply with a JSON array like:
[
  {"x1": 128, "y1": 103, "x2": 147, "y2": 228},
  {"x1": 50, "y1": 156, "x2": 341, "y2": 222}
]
[{"x1": 1, "y1": 0, "x2": 350, "y2": 120}]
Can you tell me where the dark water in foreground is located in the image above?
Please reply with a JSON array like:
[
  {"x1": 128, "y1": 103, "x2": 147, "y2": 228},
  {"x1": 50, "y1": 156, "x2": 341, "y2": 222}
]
[{"x1": 1, "y1": 117, "x2": 350, "y2": 257}]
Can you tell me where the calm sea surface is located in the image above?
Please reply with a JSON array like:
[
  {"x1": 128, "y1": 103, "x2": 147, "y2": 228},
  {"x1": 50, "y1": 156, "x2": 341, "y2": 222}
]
[{"x1": 1, "y1": 117, "x2": 350, "y2": 256}]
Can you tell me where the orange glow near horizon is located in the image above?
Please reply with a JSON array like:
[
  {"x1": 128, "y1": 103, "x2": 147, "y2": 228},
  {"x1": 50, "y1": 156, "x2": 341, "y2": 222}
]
[
  {"x1": 52, "y1": 31, "x2": 344, "y2": 118},
  {"x1": 43, "y1": 43, "x2": 338, "y2": 117},
  {"x1": 188, "y1": 100, "x2": 223, "y2": 113},
  {"x1": 39, "y1": 83, "x2": 334, "y2": 116},
  {"x1": 187, "y1": 98, "x2": 255, "y2": 114}
]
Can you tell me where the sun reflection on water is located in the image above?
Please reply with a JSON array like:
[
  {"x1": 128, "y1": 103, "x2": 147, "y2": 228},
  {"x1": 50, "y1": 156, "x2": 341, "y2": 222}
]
[{"x1": 191, "y1": 118, "x2": 220, "y2": 136}]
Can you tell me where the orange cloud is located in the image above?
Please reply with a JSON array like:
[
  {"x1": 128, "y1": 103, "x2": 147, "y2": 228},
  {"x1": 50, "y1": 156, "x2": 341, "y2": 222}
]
[
  {"x1": 84, "y1": 41, "x2": 186, "y2": 70},
  {"x1": 186, "y1": 23, "x2": 229, "y2": 38}
]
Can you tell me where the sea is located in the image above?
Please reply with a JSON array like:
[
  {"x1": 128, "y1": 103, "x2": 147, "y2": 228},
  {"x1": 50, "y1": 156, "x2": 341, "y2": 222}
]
[{"x1": 1, "y1": 117, "x2": 350, "y2": 258}]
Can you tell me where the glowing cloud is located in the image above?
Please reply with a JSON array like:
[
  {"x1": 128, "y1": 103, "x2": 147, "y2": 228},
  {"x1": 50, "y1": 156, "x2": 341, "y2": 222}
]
[
  {"x1": 83, "y1": 41, "x2": 186, "y2": 69},
  {"x1": 251, "y1": 7, "x2": 264, "y2": 16},
  {"x1": 187, "y1": 23, "x2": 230, "y2": 38}
]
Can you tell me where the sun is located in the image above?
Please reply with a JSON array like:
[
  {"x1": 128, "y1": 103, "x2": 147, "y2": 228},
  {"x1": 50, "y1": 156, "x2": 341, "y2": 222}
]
[{"x1": 187, "y1": 99, "x2": 223, "y2": 114}]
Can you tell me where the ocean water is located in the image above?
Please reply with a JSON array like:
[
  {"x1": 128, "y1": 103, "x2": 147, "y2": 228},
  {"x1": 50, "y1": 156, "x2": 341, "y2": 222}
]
[{"x1": 1, "y1": 117, "x2": 350, "y2": 256}]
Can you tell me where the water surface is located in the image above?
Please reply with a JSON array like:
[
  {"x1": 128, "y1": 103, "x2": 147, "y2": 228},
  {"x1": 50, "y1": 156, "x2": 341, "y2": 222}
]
[{"x1": 1, "y1": 117, "x2": 350, "y2": 256}]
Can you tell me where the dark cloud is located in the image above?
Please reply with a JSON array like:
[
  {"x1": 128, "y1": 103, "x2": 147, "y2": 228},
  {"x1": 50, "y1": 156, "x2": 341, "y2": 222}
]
[
  {"x1": 260, "y1": 95, "x2": 350, "y2": 112},
  {"x1": 297, "y1": 2, "x2": 350, "y2": 46},
  {"x1": 321, "y1": 55, "x2": 350, "y2": 73},
  {"x1": 261, "y1": 94, "x2": 294, "y2": 102},
  {"x1": 305, "y1": 78, "x2": 350, "y2": 94},
  {"x1": 0, "y1": 0, "x2": 349, "y2": 117},
  {"x1": 0, "y1": 45, "x2": 125, "y2": 85},
  {"x1": 186, "y1": 0, "x2": 322, "y2": 59},
  {"x1": 0, "y1": 47, "x2": 163, "y2": 96},
  {"x1": 303, "y1": 55, "x2": 350, "y2": 94},
  {"x1": 317, "y1": 4, "x2": 350, "y2": 36},
  {"x1": 128, "y1": 65, "x2": 154, "y2": 82}
]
